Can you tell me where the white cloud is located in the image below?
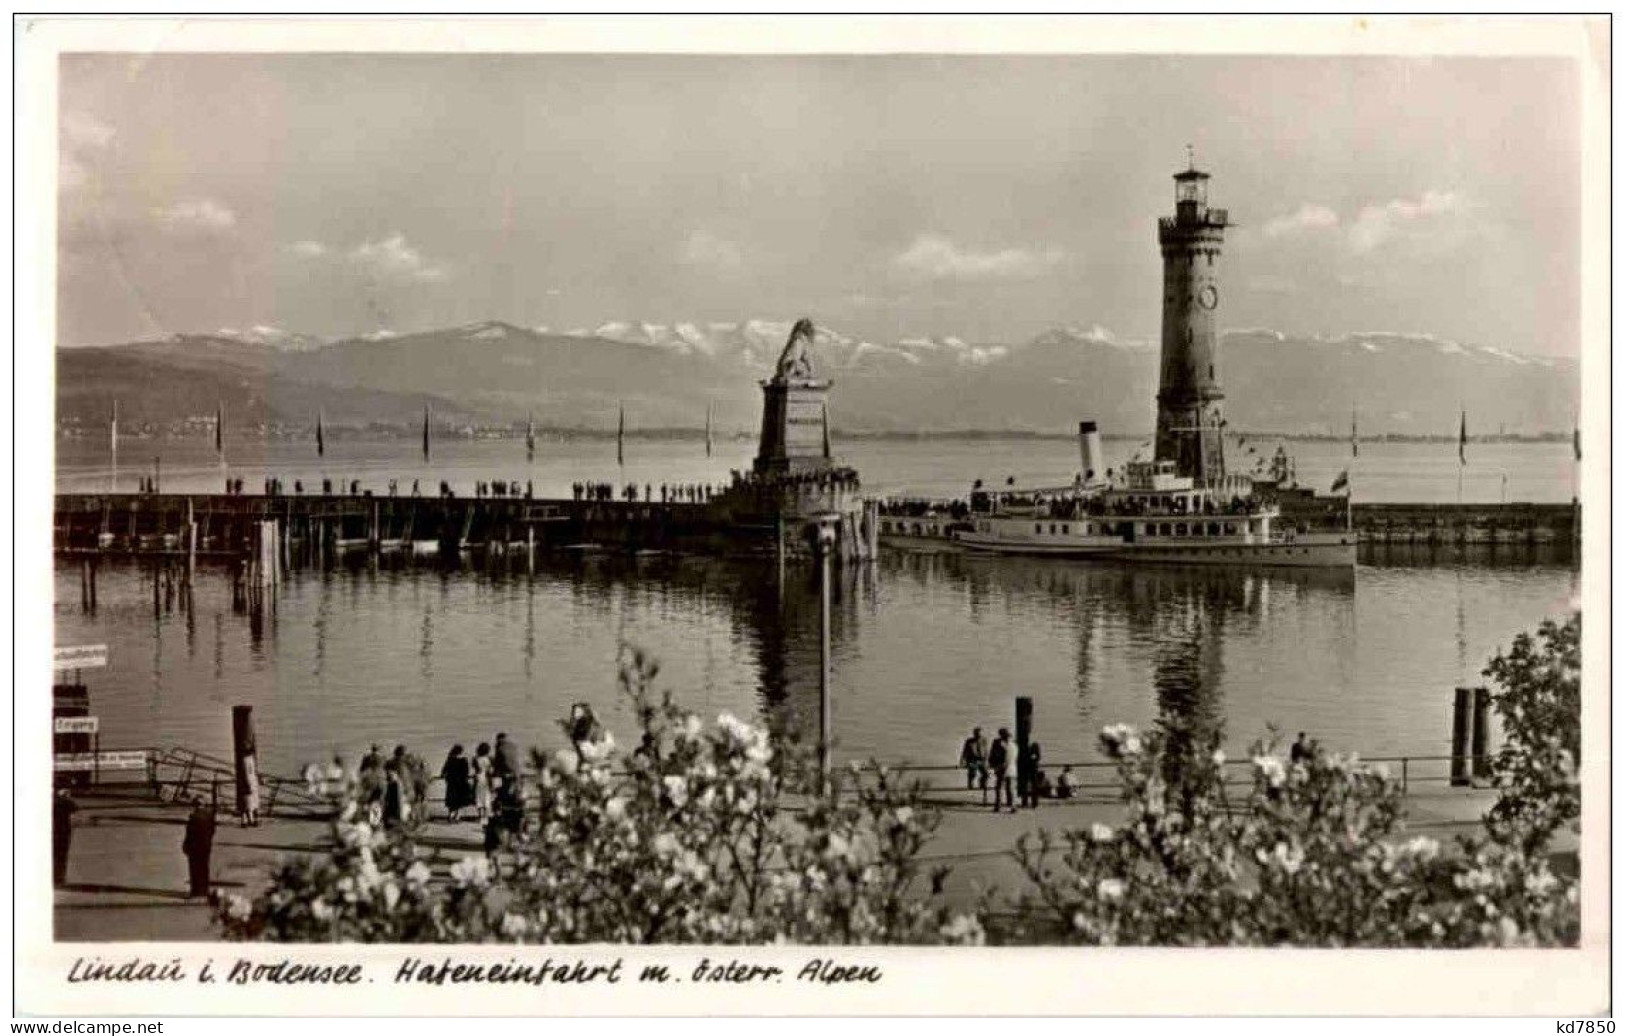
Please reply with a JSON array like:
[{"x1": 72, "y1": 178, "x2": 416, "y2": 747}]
[
  {"x1": 1347, "y1": 190, "x2": 1465, "y2": 254},
  {"x1": 349, "y1": 233, "x2": 447, "y2": 283},
  {"x1": 680, "y1": 230, "x2": 743, "y2": 271},
  {"x1": 288, "y1": 239, "x2": 328, "y2": 258},
  {"x1": 957, "y1": 345, "x2": 1009, "y2": 366},
  {"x1": 1263, "y1": 203, "x2": 1339, "y2": 239},
  {"x1": 893, "y1": 234, "x2": 1065, "y2": 281},
  {"x1": 59, "y1": 114, "x2": 114, "y2": 193},
  {"x1": 154, "y1": 198, "x2": 237, "y2": 232},
  {"x1": 61, "y1": 112, "x2": 115, "y2": 151}
]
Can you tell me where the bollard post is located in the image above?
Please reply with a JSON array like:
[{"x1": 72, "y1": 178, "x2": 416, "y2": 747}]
[
  {"x1": 1471, "y1": 686, "x2": 1492, "y2": 780},
  {"x1": 1015, "y1": 696, "x2": 1034, "y2": 807},
  {"x1": 816, "y1": 519, "x2": 836, "y2": 797},
  {"x1": 1449, "y1": 687, "x2": 1471, "y2": 787},
  {"x1": 231, "y1": 705, "x2": 262, "y2": 825}
]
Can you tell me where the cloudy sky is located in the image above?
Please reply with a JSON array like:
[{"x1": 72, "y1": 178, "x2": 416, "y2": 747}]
[{"x1": 58, "y1": 53, "x2": 1580, "y2": 355}]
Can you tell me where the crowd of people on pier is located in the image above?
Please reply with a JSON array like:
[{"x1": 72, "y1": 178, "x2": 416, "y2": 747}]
[
  {"x1": 572, "y1": 481, "x2": 720, "y2": 504},
  {"x1": 292, "y1": 708, "x2": 609, "y2": 860},
  {"x1": 956, "y1": 727, "x2": 1324, "y2": 814},
  {"x1": 958, "y1": 726, "x2": 1073, "y2": 813},
  {"x1": 472, "y1": 480, "x2": 532, "y2": 499}
]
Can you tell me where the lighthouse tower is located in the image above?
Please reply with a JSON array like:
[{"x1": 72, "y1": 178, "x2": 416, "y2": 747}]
[{"x1": 1154, "y1": 155, "x2": 1230, "y2": 485}]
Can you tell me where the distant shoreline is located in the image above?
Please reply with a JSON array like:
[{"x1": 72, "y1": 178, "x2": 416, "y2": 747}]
[{"x1": 56, "y1": 424, "x2": 1576, "y2": 446}]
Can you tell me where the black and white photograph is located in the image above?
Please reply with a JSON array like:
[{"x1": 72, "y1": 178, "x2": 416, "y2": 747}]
[{"x1": 16, "y1": 15, "x2": 1609, "y2": 1018}]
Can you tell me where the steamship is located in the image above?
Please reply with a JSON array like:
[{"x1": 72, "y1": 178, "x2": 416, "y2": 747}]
[
  {"x1": 880, "y1": 423, "x2": 1355, "y2": 568},
  {"x1": 876, "y1": 158, "x2": 1355, "y2": 569}
]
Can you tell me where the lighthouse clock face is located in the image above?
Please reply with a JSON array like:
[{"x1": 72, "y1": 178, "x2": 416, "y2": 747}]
[{"x1": 1197, "y1": 284, "x2": 1219, "y2": 311}]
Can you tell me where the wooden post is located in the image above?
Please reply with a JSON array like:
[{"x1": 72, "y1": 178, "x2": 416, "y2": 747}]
[
  {"x1": 185, "y1": 498, "x2": 197, "y2": 579},
  {"x1": 231, "y1": 704, "x2": 262, "y2": 825},
  {"x1": 1471, "y1": 685, "x2": 1492, "y2": 780},
  {"x1": 1449, "y1": 687, "x2": 1471, "y2": 787},
  {"x1": 1015, "y1": 696, "x2": 1034, "y2": 807},
  {"x1": 80, "y1": 560, "x2": 90, "y2": 612},
  {"x1": 818, "y1": 525, "x2": 832, "y2": 797}
]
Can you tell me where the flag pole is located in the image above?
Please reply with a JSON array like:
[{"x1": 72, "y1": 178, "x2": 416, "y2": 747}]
[
  {"x1": 110, "y1": 399, "x2": 119, "y2": 493},
  {"x1": 1457, "y1": 408, "x2": 1467, "y2": 505}
]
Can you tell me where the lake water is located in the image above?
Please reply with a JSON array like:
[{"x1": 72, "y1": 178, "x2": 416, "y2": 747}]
[
  {"x1": 53, "y1": 543, "x2": 1577, "y2": 782},
  {"x1": 52, "y1": 435, "x2": 1580, "y2": 780}
]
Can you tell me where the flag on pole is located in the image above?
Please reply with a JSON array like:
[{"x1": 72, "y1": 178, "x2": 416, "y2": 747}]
[
  {"x1": 617, "y1": 403, "x2": 625, "y2": 467},
  {"x1": 1331, "y1": 469, "x2": 1349, "y2": 494},
  {"x1": 1458, "y1": 410, "x2": 1467, "y2": 465},
  {"x1": 1574, "y1": 426, "x2": 1581, "y2": 462},
  {"x1": 108, "y1": 399, "x2": 117, "y2": 493},
  {"x1": 215, "y1": 401, "x2": 225, "y2": 458},
  {"x1": 1351, "y1": 407, "x2": 1359, "y2": 458},
  {"x1": 422, "y1": 404, "x2": 431, "y2": 462},
  {"x1": 705, "y1": 402, "x2": 713, "y2": 458},
  {"x1": 525, "y1": 412, "x2": 536, "y2": 462},
  {"x1": 316, "y1": 410, "x2": 325, "y2": 457}
]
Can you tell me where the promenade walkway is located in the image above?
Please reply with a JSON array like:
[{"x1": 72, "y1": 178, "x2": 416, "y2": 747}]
[{"x1": 51, "y1": 779, "x2": 1522, "y2": 943}]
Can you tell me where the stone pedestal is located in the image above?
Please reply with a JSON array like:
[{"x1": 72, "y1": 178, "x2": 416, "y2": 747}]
[{"x1": 754, "y1": 377, "x2": 832, "y2": 478}]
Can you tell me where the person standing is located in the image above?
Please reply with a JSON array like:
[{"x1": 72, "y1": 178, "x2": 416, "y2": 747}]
[
  {"x1": 988, "y1": 729, "x2": 1015, "y2": 813},
  {"x1": 382, "y1": 765, "x2": 405, "y2": 830},
  {"x1": 471, "y1": 742, "x2": 494, "y2": 823},
  {"x1": 493, "y1": 732, "x2": 520, "y2": 794},
  {"x1": 1290, "y1": 732, "x2": 1310, "y2": 765},
  {"x1": 959, "y1": 727, "x2": 988, "y2": 798},
  {"x1": 52, "y1": 788, "x2": 77, "y2": 888},
  {"x1": 182, "y1": 796, "x2": 216, "y2": 898},
  {"x1": 440, "y1": 745, "x2": 472, "y2": 822},
  {"x1": 406, "y1": 751, "x2": 431, "y2": 826},
  {"x1": 1022, "y1": 741, "x2": 1044, "y2": 809}
]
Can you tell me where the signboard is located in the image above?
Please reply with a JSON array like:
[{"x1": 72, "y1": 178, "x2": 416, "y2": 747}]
[
  {"x1": 54, "y1": 716, "x2": 99, "y2": 734},
  {"x1": 53, "y1": 750, "x2": 147, "y2": 773},
  {"x1": 53, "y1": 645, "x2": 108, "y2": 672}
]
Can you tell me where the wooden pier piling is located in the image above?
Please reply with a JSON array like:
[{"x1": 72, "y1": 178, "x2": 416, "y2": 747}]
[
  {"x1": 1471, "y1": 685, "x2": 1492, "y2": 780},
  {"x1": 1450, "y1": 687, "x2": 1471, "y2": 787}
]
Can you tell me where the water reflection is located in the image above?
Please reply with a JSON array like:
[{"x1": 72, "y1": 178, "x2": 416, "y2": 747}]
[{"x1": 52, "y1": 547, "x2": 1570, "y2": 778}]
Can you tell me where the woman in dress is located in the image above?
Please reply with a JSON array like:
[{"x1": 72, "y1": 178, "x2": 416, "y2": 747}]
[
  {"x1": 441, "y1": 744, "x2": 473, "y2": 822},
  {"x1": 471, "y1": 742, "x2": 494, "y2": 823}
]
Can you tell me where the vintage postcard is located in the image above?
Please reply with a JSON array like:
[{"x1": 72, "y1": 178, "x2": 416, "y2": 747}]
[{"x1": 13, "y1": 15, "x2": 1610, "y2": 1018}]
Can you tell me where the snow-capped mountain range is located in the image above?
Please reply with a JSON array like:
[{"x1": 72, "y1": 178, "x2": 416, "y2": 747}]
[{"x1": 59, "y1": 319, "x2": 1577, "y2": 436}]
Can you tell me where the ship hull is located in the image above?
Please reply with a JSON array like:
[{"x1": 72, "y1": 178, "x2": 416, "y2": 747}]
[{"x1": 885, "y1": 527, "x2": 1355, "y2": 568}]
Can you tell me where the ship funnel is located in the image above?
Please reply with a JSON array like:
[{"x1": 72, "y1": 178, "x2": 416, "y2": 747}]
[{"x1": 1079, "y1": 421, "x2": 1104, "y2": 485}]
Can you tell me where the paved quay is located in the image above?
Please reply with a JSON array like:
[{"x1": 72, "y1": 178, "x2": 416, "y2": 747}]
[{"x1": 52, "y1": 777, "x2": 1524, "y2": 943}]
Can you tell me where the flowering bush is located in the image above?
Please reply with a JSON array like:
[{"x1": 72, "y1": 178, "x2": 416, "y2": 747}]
[
  {"x1": 217, "y1": 648, "x2": 980, "y2": 945},
  {"x1": 1482, "y1": 613, "x2": 1581, "y2": 856},
  {"x1": 1007, "y1": 615, "x2": 1581, "y2": 947}
]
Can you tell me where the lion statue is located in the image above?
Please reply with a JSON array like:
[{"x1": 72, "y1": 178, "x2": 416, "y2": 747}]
[{"x1": 774, "y1": 318, "x2": 818, "y2": 380}]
